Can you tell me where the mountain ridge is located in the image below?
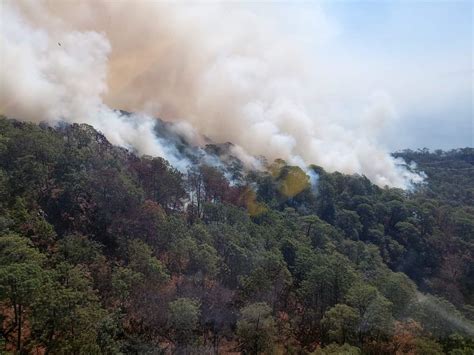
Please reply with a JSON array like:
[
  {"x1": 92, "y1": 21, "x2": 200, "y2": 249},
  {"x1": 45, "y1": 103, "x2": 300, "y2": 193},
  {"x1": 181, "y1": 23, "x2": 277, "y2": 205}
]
[{"x1": 0, "y1": 116, "x2": 473, "y2": 354}]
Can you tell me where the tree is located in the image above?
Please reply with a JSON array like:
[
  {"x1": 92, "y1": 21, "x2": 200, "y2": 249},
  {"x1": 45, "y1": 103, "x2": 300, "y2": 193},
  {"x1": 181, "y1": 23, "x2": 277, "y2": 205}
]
[
  {"x1": 133, "y1": 156, "x2": 185, "y2": 211},
  {"x1": 0, "y1": 121, "x2": 62, "y2": 200},
  {"x1": 92, "y1": 166, "x2": 143, "y2": 225},
  {"x1": 200, "y1": 284, "x2": 236, "y2": 354},
  {"x1": 413, "y1": 337, "x2": 444, "y2": 355},
  {"x1": 316, "y1": 180, "x2": 336, "y2": 224},
  {"x1": 376, "y1": 272, "x2": 416, "y2": 317},
  {"x1": 359, "y1": 294, "x2": 393, "y2": 340},
  {"x1": 187, "y1": 167, "x2": 205, "y2": 219},
  {"x1": 1, "y1": 117, "x2": 474, "y2": 353},
  {"x1": 356, "y1": 203, "x2": 375, "y2": 236},
  {"x1": 299, "y1": 215, "x2": 321, "y2": 237},
  {"x1": 56, "y1": 234, "x2": 104, "y2": 266},
  {"x1": 239, "y1": 251, "x2": 292, "y2": 308},
  {"x1": 236, "y1": 302, "x2": 276, "y2": 354},
  {"x1": 336, "y1": 209, "x2": 363, "y2": 240},
  {"x1": 410, "y1": 294, "x2": 474, "y2": 338},
  {"x1": 345, "y1": 283, "x2": 394, "y2": 342},
  {"x1": 187, "y1": 242, "x2": 220, "y2": 283},
  {"x1": 299, "y1": 254, "x2": 357, "y2": 320},
  {"x1": 0, "y1": 234, "x2": 46, "y2": 352},
  {"x1": 9, "y1": 198, "x2": 56, "y2": 251},
  {"x1": 111, "y1": 266, "x2": 144, "y2": 306},
  {"x1": 345, "y1": 283, "x2": 378, "y2": 316},
  {"x1": 201, "y1": 165, "x2": 231, "y2": 203},
  {"x1": 31, "y1": 263, "x2": 111, "y2": 354},
  {"x1": 386, "y1": 200, "x2": 408, "y2": 230},
  {"x1": 387, "y1": 320, "x2": 444, "y2": 355},
  {"x1": 312, "y1": 343, "x2": 361, "y2": 355},
  {"x1": 168, "y1": 298, "x2": 201, "y2": 349},
  {"x1": 127, "y1": 239, "x2": 169, "y2": 285},
  {"x1": 394, "y1": 221, "x2": 420, "y2": 247},
  {"x1": 0, "y1": 168, "x2": 8, "y2": 207},
  {"x1": 442, "y1": 333, "x2": 474, "y2": 354},
  {"x1": 322, "y1": 304, "x2": 359, "y2": 345}
]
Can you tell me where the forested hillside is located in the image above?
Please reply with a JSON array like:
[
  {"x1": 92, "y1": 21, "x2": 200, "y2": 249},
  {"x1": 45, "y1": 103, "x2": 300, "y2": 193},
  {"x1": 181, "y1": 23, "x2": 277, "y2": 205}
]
[{"x1": 0, "y1": 117, "x2": 473, "y2": 354}]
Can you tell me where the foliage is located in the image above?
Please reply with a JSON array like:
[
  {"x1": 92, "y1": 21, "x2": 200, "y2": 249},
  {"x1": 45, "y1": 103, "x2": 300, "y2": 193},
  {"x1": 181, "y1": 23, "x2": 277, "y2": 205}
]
[
  {"x1": 168, "y1": 298, "x2": 201, "y2": 347},
  {"x1": 236, "y1": 302, "x2": 276, "y2": 354},
  {"x1": 0, "y1": 118, "x2": 472, "y2": 353}
]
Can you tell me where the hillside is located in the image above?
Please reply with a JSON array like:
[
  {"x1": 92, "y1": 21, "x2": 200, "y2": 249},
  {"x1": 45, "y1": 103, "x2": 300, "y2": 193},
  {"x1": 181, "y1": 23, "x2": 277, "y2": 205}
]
[{"x1": 0, "y1": 117, "x2": 473, "y2": 354}]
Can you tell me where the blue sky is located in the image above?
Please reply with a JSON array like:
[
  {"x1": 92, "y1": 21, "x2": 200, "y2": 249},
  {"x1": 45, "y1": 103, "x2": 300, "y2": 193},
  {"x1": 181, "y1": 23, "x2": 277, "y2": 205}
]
[
  {"x1": 326, "y1": 0, "x2": 472, "y2": 150},
  {"x1": 330, "y1": 1, "x2": 474, "y2": 149},
  {"x1": 263, "y1": 0, "x2": 473, "y2": 150}
]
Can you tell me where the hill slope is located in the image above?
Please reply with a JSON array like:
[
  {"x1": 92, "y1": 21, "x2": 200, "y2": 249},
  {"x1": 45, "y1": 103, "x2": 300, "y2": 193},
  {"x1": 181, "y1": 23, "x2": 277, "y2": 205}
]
[{"x1": 0, "y1": 117, "x2": 473, "y2": 354}]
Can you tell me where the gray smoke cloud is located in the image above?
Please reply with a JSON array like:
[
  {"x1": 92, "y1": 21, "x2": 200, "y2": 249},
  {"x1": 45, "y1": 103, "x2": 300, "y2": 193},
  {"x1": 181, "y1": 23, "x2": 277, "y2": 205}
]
[{"x1": 0, "y1": 0, "x2": 424, "y2": 188}]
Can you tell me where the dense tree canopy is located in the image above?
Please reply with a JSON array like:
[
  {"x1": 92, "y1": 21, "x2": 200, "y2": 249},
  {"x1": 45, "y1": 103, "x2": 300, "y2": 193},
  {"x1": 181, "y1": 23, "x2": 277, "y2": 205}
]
[{"x1": 0, "y1": 117, "x2": 473, "y2": 354}]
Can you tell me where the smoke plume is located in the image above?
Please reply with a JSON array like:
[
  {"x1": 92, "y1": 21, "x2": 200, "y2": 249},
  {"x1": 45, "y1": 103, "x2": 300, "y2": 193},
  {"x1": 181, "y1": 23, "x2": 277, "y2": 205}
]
[{"x1": 0, "y1": 0, "x2": 424, "y2": 188}]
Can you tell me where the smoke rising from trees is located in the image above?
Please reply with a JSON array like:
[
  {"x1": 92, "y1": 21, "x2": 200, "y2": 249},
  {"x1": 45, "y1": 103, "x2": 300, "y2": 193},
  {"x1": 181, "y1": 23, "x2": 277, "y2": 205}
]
[{"x1": 0, "y1": 0, "x2": 424, "y2": 188}]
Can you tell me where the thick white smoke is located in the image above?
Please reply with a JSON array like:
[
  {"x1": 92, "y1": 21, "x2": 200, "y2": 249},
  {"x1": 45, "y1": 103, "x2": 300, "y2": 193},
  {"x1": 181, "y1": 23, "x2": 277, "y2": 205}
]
[
  {"x1": 0, "y1": 0, "x2": 424, "y2": 188},
  {"x1": 0, "y1": 1, "x2": 190, "y2": 168}
]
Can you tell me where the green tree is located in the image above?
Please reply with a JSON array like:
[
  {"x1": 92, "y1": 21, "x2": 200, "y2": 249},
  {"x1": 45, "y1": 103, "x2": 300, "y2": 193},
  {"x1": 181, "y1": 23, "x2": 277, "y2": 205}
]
[
  {"x1": 236, "y1": 302, "x2": 276, "y2": 354},
  {"x1": 345, "y1": 283, "x2": 394, "y2": 342},
  {"x1": 127, "y1": 239, "x2": 169, "y2": 284},
  {"x1": 0, "y1": 234, "x2": 46, "y2": 352},
  {"x1": 168, "y1": 298, "x2": 201, "y2": 348},
  {"x1": 316, "y1": 180, "x2": 336, "y2": 224},
  {"x1": 394, "y1": 221, "x2": 420, "y2": 247},
  {"x1": 336, "y1": 209, "x2": 363, "y2": 240},
  {"x1": 299, "y1": 253, "x2": 357, "y2": 319},
  {"x1": 134, "y1": 156, "x2": 186, "y2": 211},
  {"x1": 376, "y1": 272, "x2": 416, "y2": 317},
  {"x1": 410, "y1": 294, "x2": 474, "y2": 338},
  {"x1": 312, "y1": 343, "x2": 361, "y2": 355},
  {"x1": 322, "y1": 304, "x2": 359, "y2": 344},
  {"x1": 188, "y1": 242, "x2": 220, "y2": 282},
  {"x1": 413, "y1": 337, "x2": 444, "y2": 355},
  {"x1": 56, "y1": 234, "x2": 104, "y2": 266},
  {"x1": 239, "y1": 251, "x2": 292, "y2": 307},
  {"x1": 356, "y1": 203, "x2": 375, "y2": 237},
  {"x1": 111, "y1": 266, "x2": 144, "y2": 306},
  {"x1": 30, "y1": 263, "x2": 111, "y2": 354},
  {"x1": 9, "y1": 198, "x2": 56, "y2": 251}
]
